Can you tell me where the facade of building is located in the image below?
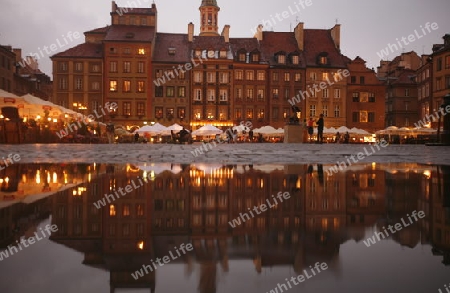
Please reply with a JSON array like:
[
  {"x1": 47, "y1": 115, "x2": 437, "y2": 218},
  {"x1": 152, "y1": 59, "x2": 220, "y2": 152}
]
[
  {"x1": 0, "y1": 45, "x2": 15, "y2": 93},
  {"x1": 431, "y1": 34, "x2": 450, "y2": 112},
  {"x1": 346, "y1": 57, "x2": 386, "y2": 132},
  {"x1": 416, "y1": 55, "x2": 432, "y2": 127}
]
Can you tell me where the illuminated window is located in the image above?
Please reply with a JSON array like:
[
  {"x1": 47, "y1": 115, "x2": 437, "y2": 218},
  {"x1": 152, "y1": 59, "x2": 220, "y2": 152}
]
[
  {"x1": 109, "y1": 204, "x2": 117, "y2": 216},
  {"x1": 138, "y1": 48, "x2": 145, "y2": 55},
  {"x1": 292, "y1": 55, "x2": 299, "y2": 64},
  {"x1": 109, "y1": 80, "x2": 118, "y2": 92},
  {"x1": 110, "y1": 61, "x2": 117, "y2": 72},
  {"x1": 294, "y1": 73, "x2": 301, "y2": 82},
  {"x1": 277, "y1": 55, "x2": 286, "y2": 64},
  {"x1": 257, "y1": 71, "x2": 265, "y2": 81},
  {"x1": 136, "y1": 102, "x2": 145, "y2": 116},
  {"x1": 123, "y1": 80, "x2": 131, "y2": 92},
  {"x1": 123, "y1": 61, "x2": 131, "y2": 73},
  {"x1": 123, "y1": 102, "x2": 131, "y2": 116},
  {"x1": 284, "y1": 72, "x2": 290, "y2": 82},
  {"x1": 137, "y1": 81, "x2": 145, "y2": 93},
  {"x1": 123, "y1": 204, "x2": 130, "y2": 216}
]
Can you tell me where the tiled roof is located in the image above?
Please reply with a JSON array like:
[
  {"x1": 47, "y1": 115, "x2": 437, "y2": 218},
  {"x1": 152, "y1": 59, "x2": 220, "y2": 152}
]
[
  {"x1": 259, "y1": 32, "x2": 305, "y2": 67},
  {"x1": 85, "y1": 26, "x2": 109, "y2": 34},
  {"x1": 153, "y1": 33, "x2": 191, "y2": 63},
  {"x1": 229, "y1": 38, "x2": 260, "y2": 54},
  {"x1": 51, "y1": 43, "x2": 103, "y2": 58},
  {"x1": 191, "y1": 36, "x2": 229, "y2": 50},
  {"x1": 303, "y1": 29, "x2": 346, "y2": 68},
  {"x1": 200, "y1": 0, "x2": 218, "y2": 7},
  {"x1": 113, "y1": 7, "x2": 156, "y2": 15},
  {"x1": 104, "y1": 25, "x2": 155, "y2": 42}
]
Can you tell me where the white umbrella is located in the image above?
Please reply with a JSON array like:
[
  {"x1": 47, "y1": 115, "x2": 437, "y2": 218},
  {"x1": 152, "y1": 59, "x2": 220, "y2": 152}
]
[
  {"x1": 233, "y1": 124, "x2": 251, "y2": 133},
  {"x1": 161, "y1": 123, "x2": 184, "y2": 135},
  {"x1": 192, "y1": 124, "x2": 223, "y2": 136},
  {"x1": 253, "y1": 125, "x2": 279, "y2": 135},
  {"x1": 350, "y1": 127, "x2": 371, "y2": 135},
  {"x1": 335, "y1": 126, "x2": 351, "y2": 133},
  {"x1": 135, "y1": 123, "x2": 167, "y2": 135}
]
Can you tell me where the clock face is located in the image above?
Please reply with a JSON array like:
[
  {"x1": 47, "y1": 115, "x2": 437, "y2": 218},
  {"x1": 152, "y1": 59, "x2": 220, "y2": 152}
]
[{"x1": 207, "y1": 50, "x2": 215, "y2": 58}]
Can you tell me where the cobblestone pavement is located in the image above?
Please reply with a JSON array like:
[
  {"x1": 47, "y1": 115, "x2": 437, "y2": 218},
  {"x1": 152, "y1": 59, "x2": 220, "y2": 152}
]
[{"x1": 0, "y1": 143, "x2": 448, "y2": 165}]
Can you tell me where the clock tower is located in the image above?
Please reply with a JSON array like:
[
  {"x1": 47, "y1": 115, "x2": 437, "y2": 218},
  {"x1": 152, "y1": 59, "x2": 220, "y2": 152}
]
[{"x1": 199, "y1": 0, "x2": 220, "y2": 36}]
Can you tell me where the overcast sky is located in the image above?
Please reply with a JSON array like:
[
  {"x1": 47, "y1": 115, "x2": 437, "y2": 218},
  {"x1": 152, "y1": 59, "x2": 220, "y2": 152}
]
[{"x1": 1, "y1": 0, "x2": 449, "y2": 77}]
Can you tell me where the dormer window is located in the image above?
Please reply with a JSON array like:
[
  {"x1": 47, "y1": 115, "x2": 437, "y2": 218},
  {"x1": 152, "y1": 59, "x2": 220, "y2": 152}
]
[
  {"x1": 195, "y1": 49, "x2": 202, "y2": 57},
  {"x1": 168, "y1": 48, "x2": 176, "y2": 55},
  {"x1": 239, "y1": 52, "x2": 246, "y2": 62},
  {"x1": 277, "y1": 55, "x2": 286, "y2": 64},
  {"x1": 251, "y1": 53, "x2": 259, "y2": 62},
  {"x1": 219, "y1": 50, "x2": 227, "y2": 58},
  {"x1": 320, "y1": 56, "x2": 327, "y2": 64},
  {"x1": 292, "y1": 55, "x2": 299, "y2": 65},
  {"x1": 318, "y1": 52, "x2": 329, "y2": 65}
]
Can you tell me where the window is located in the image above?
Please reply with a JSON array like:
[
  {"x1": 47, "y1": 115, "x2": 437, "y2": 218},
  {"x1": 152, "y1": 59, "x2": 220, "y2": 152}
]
[
  {"x1": 252, "y1": 53, "x2": 259, "y2": 62},
  {"x1": 273, "y1": 72, "x2": 279, "y2": 82},
  {"x1": 277, "y1": 55, "x2": 286, "y2": 64},
  {"x1": 272, "y1": 107, "x2": 279, "y2": 120},
  {"x1": 246, "y1": 108, "x2": 253, "y2": 119},
  {"x1": 178, "y1": 86, "x2": 186, "y2": 97},
  {"x1": 360, "y1": 111, "x2": 368, "y2": 122},
  {"x1": 446, "y1": 76, "x2": 450, "y2": 89},
  {"x1": 309, "y1": 105, "x2": 316, "y2": 117},
  {"x1": 284, "y1": 72, "x2": 290, "y2": 82},
  {"x1": 207, "y1": 89, "x2": 215, "y2": 101},
  {"x1": 239, "y1": 53, "x2": 246, "y2": 62},
  {"x1": 334, "y1": 89, "x2": 341, "y2": 99},
  {"x1": 352, "y1": 92, "x2": 359, "y2": 102},
  {"x1": 283, "y1": 108, "x2": 290, "y2": 119},
  {"x1": 194, "y1": 89, "x2": 202, "y2": 101},
  {"x1": 257, "y1": 109, "x2": 264, "y2": 119},
  {"x1": 219, "y1": 89, "x2": 228, "y2": 101},
  {"x1": 123, "y1": 204, "x2": 130, "y2": 216},
  {"x1": 123, "y1": 61, "x2": 131, "y2": 73},
  {"x1": 220, "y1": 50, "x2": 227, "y2": 58},
  {"x1": 369, "y1": 93, "x2": 375, "y2": 102},
  {"x1": 136, "y1": 102, "x2": 145, "y2": 116},
  {"x1": 194, "y1": 71, "x2": 203, "y2": 82},
  {"x1": 155, "y1": 107, "x2": 163, "y2": 119},
  {"x1": 236, "y1": 88, "x2": 243, "y2": 100},
  {"x1": 284, "y1": 88, "x2": 290, "y2": 99},
  {"x1": 123, "y1": 102, "x2": 131, "y2": 116},
  {"x1": 368, "y1": 112, "x2": 375, "y2": 123},
  {"x1": 351, "y1": 76, "x2": 356, "y2": 84},
  {"x1": 166, "y1": 86, "x2": 175, "y2": 97},
  {"x1": 177, "y1": 107, "x2": 185, "y2": 119},
  {"x1": 310, "y1": 72, "x2": 317, "y2": 80},
  {"x1": 322, "y1": 104, "x2": 328, "y2": 117},
  {"x1": 360, "y1": 76, "x2": 365, "y2": 84},
  {"x1": 138, "y1": 48, "x2": 145, "y2": 55},
  {"x1": 320, "y1": 56, "x2": 327, "y2": 64},
  {"x1": 109, "y1": 80, "x2": 118, "y2": 92},
  {"x1": 257, "y1": 89, "x2": 264, "y2": 101},
  {"x1": 166, "y1": 108, "x2": 174, "y2": 119},
  {"x1": 155, "y1": 86, "x2": 163, "y2": 97},
  {"x1": 75, "y1": 62, "x2": 83, "y2": 72},
  {"x1": 322, "y1": 89, "x2": 329, "y2": 98},
  {"x1": 207, "y1": 72, "x2": 216, "y2": 83},
  {"x1": 110, "y1": 47, "x2": 117, "y2": 54},
  {"x1": 137, "y1": 61, "x2": 145, "y2": 73},
  {"x1": 404, "y1": 101, "x2": 410, "y2": 111},
  {"x1": 235, "y1": 70, "x2": 243, "y2": 80},
  {"x1": 110, "y1": 61, "x2": 117, "y2": 73},
  {"x1": 59, "y1": 62, "x2": 68, "y2": 72},
  {"x1": 292, "y1": 55, "x2": 299, "y2": 64},
  {"x1": 123, "y1": 47, "x2": 131, "y2": 54},
  {"x1": 294, "y1": 73, "x2": 301, "y2": 82},
  {"x1": 405, "y1": 89, "x2": 409, "y2": 97},
  {"x1": 246, "y1": 70, "x2": 254, "y2": 80},
  {"x1": 334, "y1": 105, "x2": 340, "y2": 117},
  {"x1": 137, "y1": 81, "x2": 145, "y2": 92},
  {"x1": 352, "y1": 112, "x2": 358, "y2": 122},
  {"x1": 446, "y1": 56, "x2": 450, "y2": 69},
  {"x1": 109, "y1": 205, "x2": 117, "y2": 216},
  {"x1": 91, "y1": 64, "x2": 100, "y2": 72},
  {"x1": 92, "y1": 81, "x2": 100, "y2": 91},
  {"x1": 75, "y1": 78, "x2": 82, "y2": 90},
  {"x1": 219, "y1": 72, "x2": 229, "y2": 83},
  {"x1": 272, "y1": 88, "x2": 279, "y2": 99},
  {"x1": 322, "y1": 72, "x2": 328, "y2": 80},
  {"x1": 235, "y1": 109, "x2": 242, "y2": 120},
  {"x1": 246, "y1": 88, "x2": 254, "y2": 101},
  {"x1": 360, "y1": 92, "x2": 368, "y2": 102},
  {"x1": 123, "y1": 80, "x2": 131, "y2": 92},
  {"x1": 256, "y1": 70, "x2": 266, "y2": 80},
  {"x1": 178, "y1": 70, "x2": 185, "y2": 80},
  {"x1": 437, "y1": 57, "x2": 442, "y2": 71}
]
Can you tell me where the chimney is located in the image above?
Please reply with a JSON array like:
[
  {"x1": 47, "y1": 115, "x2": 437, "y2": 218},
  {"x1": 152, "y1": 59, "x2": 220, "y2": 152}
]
[
  {"x1": 111, "y1": 1, "x2": 117, "y2": 13},
  {"x1": 253, "y1": 24, "x2": 263, "y2": 41},
  {"x1": 444, "y1": 34, "x2": 450, "y2": 47},
  {"x1": 294, "y1": 22, "x2": 304, "y2": 51},
  {"x1": 188, "y1": 22, "x2": 194, "y2": 42},
  {"x1": 12, "y1": 48, "x2": 22, "y2": 63},
  {"x1": 330, "y1": 24, "x2": 341, "y2": 51},
  {"x1": 221, "y1": 25, "x2": 230, "y2": 43}
]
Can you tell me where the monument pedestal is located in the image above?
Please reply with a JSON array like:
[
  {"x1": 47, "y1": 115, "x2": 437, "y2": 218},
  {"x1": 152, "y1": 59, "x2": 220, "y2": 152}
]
[{"x1": 284, "y1": 125, "x2": 303, "y2": 143}]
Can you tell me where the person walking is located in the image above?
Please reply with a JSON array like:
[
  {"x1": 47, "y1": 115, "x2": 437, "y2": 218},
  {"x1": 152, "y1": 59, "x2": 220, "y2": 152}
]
[
  {"x1": 316, "y1": 114, "x2": 324, "y2": 143},
  {"x1": 307, "y1": 117, "x2": 314, "y2": 143},
  {"x1": 248, "y1": 129, "x2": 254, "y2": 142}
]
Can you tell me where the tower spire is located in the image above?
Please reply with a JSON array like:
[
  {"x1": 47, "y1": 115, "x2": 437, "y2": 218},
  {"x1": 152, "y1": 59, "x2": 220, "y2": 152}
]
[{"x1": 199, "y1": 0, "x2": 220, "y2": 36}]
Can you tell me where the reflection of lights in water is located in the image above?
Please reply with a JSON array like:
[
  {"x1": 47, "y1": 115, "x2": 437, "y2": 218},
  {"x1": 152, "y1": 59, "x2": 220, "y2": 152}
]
[
  {"x1": 53, "y1": 172, "x2": 57, "y2": 183},
  {"x1": 137, "y1": 241, "x2": 144, "y2": 250},
  {"x1": 372, "y1": 162, "x2": 376, "y2": 169},
  {"x1": 22, "y1": 174, "x2": 27, "y2": 183},
  {"x1": 63, "y1": 172, "x2": 68, "y2": 184},
  {"x1": 36, "y1": 170, "x2": 41, "y2": 184},
  {"x1": 46, "y1": 171, "x2": 51, "y2": 183},
  {"x1": 88, "y1": 173, "x2": 91, "y2": 182}
]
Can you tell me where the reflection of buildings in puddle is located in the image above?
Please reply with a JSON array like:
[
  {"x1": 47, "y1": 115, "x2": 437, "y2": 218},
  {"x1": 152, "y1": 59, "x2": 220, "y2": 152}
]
[{"x1": 5, "y1": 162, "x2": 450, "y2": 290}]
